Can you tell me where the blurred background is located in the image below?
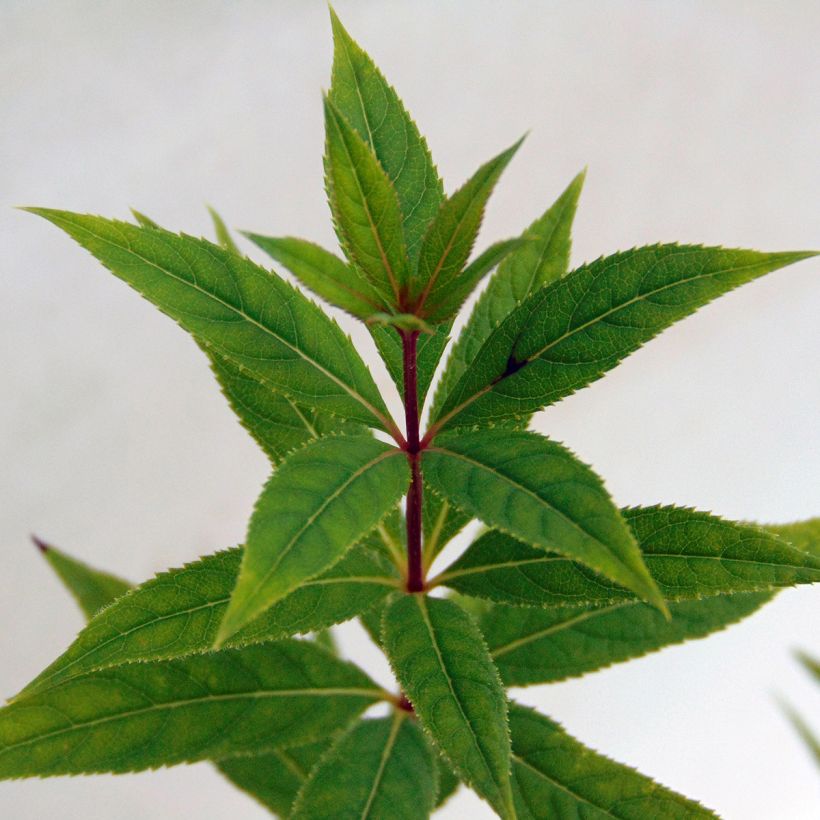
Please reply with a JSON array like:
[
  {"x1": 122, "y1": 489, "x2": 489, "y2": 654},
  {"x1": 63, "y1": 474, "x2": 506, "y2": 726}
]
[{"x1": 1, "y1": 1, "x2": 819, "y2": 817}]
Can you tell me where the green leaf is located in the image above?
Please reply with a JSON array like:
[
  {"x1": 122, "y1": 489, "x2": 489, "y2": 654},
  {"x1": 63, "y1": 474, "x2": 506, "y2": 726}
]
[
  {"x1": 218, "y1": 434, "x2": 408, "y2": 644},
  {"x1": 437, "y1": 506, "x2": 820, "y2": 607},
  {"x1": 29, "y1": 210, "x2": 394, "y2": 431},
  {"x1": 207, "y1": 205, "x2": 240, "y2": 254},
  {"x1": 0, "y1": 641, "x2": 382, "y2": 778},
  {"x1": 412, "y1": 138, "x2": 523, "y2": 316},
  {"x1": 324, "y1": 97, "x2": 410, "y2": 306},
  {"x1": 433, "y1": 245, "x2": 817, "y2": 431},
  {"x1": 130, "y1": 208, "x2": 160, "y2": 228},
  {"x1": 767, "y1": 518, "x2": 820, "y2": 558},
  {"x1": 328, "y1": 9, "x2": 443, "y2": 267},
  {"x1": 779, "y1": 700, "x2": 820, "y2": 768},
  {"x1": 422, "y1": 494, "x2": 471, "y2": 569},
  {"x1": 18, "y1": 542, "x2": 396, "y2": 699},
  {"x1": 382, "y1": 594, "x2": 515, "y2": 819},
  {"x1": 291, "y1": 714, "x2": 437, "y2": 820},
  {"x1": 217, "y1": 741, "x2": 327, "y2": 817},
  {"x1": 423, "y1": 430, "x2": 666, "y2": 612},
  {"x1": 483, "y1": 592, "x2": 773, "y2": 686},
  {"x1": 245, "y1": 232, "x2": 385, "y2": 319},
  {"x1": 508, "y1": 703, "x2": 716, "y2": 818},
  {"x1": 432, "y1": 169, "x2": 584, "y2": 416},
  {"x1": 33, "y1": 536, "x2": 130, "y2": 620},
  {"x1": 797, "y1": 650, "x2": 820, "y2": 683},
  {"x1": 435, "y1": 754, "x2": 461, "y2": 807}
]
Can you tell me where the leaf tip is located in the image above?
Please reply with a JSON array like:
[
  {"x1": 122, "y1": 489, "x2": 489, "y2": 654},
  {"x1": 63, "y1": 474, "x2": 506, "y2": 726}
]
[{"x1": 30, "y1": 534, "x2": 49, "y2": 554}]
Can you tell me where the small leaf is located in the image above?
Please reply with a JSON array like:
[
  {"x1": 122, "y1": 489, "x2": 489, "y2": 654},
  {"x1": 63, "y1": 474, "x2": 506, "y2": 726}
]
[
  {"x1": 433, "y1": 245, "x2": 817, "y2": 430},
  {"x1": 217, "y1": 741, "x2": 327, "y2": 817},
  {"x1": 291, "y1": 714, "x2": 437, "y2": 820},
  {"x1": 130, "y1": 208, "x2": 160, "y2": 228},
  {"x1": 0, "y1": 641, "x2": 382, "y2": 778},
  {"x1": 328, "y1": 9, "x2": 443, "y2": 266},
  {"x1": 382, "y1": 594, "x2": 515, "y2": 820},
  {"x1": 432, "y1": 169, "x2": 584, "y2": 416},
  {"x1": 18, "y1": 542, "x2": 396, "y2": 699},
  {"x1": 423, "y1": 430, "x2": 666, "y2": 612},
  {"x1": 422, "y1": 494, "x2": 471, "y2": 569},
  {"x1": 246, "y1": 232, "x2": 386, "y2": 319},
  {"x1": 33, "y1": 536, "x2": 130, "y2": 619},
  {"x1": 438, "y1": 506, "x2": 820, "y2": 607},
  {"x1": 28, "y1": 210, "x2": 394, "y2": 431},
  {"x1": 483, "y1": 592, "x2": 773, "y2": 686},
  {"x1": 508, "y1": 702, "x2": 716, "y2": 817},
  {"x1": 779, "y1": 700, "x2": 820, "y2": 768},
  {"x1": 218, "y1": 434, "x2": 408, "y2": 644},
  {"x1": 412, "y1": 138, "x2": 523, "y2": 315},
  {"x1": 767, "y1": 518, "x2": 820, "y2": 558},
  {"x1": 324, "y1": 97, "x2": 410, "y2": 306},
  {"x1": 207, "y1": 205, "x2": 240, "y2": 254},
  {"x1": 366, "y1": 312, "x2": 435, "y2": 334}
]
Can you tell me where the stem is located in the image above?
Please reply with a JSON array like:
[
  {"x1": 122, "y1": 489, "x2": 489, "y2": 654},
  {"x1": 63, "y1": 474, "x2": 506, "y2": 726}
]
[{"x1": 402, "y1": 330, "x2": 425, "y2": 592}]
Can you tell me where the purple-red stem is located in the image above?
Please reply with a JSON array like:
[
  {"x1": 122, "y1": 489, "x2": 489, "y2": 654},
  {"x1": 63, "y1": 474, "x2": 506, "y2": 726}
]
[{"x1": 402, "y1": 330, "x2": 425, "y2": 592}]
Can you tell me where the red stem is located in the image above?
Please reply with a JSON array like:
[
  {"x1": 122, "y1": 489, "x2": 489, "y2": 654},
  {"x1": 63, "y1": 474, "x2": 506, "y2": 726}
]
[{"x1": 402, "y1": 330, "x2": 425, "y2": 592}]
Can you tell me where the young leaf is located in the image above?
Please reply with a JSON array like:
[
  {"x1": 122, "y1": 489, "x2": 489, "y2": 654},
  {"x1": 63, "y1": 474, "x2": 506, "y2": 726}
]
[
  {"x1": 130, "y1": 208, "x2": 160, "y2": 228},
  {"x1": 437, "y1": 506, "x2": 820, "y2": 607},
  {"x1": 217, "y1": 741, "x2": 327, "y2": 817},
  {"x1": 328, "y1": 9, "x2": 443, "y2": 266},
  {"x1": 207, "y1": 205, "x2": 240, "y2": 254},
  {"x1": 433, "y1": 245, "x2": 817, "y2": 431},
  {"x1": 245, "y1": 232, "x2": 386, "y2": 319},
  {"x1": 27, "y1": 210, "x2": 394, "y2": 431},
  {"x1": 0, "y1": 641, "x2": 382, "y2": 778},
  {"x1": 18, "y1": 542, "x2": 396, "y2": 699},
  {"x1": 432, "y1": 169, "x2": 585, "y2": 415},
  {"x1": 291, "y1": 714, "x2": 437, "y2": 820},
  {"x1": 767, "y1": 518, "x2": 820, "y2": 558},
  {"x1": 33, "y1": 536, "x2": 130, "y2": 620},
  {"x1": 382, "y1": 594, "x2": 515, "y2": 820},
  {"x1": 483, "y1": 592, "x2": 773, "y2": 686},
  {"x1": 411, "y1": 138, "x2": 523, "y2": 315},
  {"x1": 422, "y1": 493, "x2": 471, "y2": 569},
  {"x1": 324, "y1": 97, "x2": 410, "y2": 305},
  {"x1": 422, "y1": 430, "x2": 666, "y2": 612},
  {"x1": 217, "y1": 434, "x2": 408, "y2": 644},
  {"x1": 508, "y1": 703, "x2": 716, "y2": 818}
]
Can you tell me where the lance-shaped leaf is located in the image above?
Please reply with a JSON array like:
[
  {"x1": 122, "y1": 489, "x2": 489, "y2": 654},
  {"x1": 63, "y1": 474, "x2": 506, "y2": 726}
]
[
  {"x1": 422, "y1": 493, "x2": 472, "y2": 569},
  {"x1": 437, "y1": 506, "x2": 820, "y2": 607},
  {"x1": 382, "y1": 594, "x2": 515, "y2": 820},
  {"x1": 433, "y1": 245, "x2": 817, "y2": 431},
  {"x1": 245, "y1": 233, "x2": 386, "y2": 319},
  {"x1": 768, "y1": 518, "x2": 820, "y2": 558},
  {"x1": 217, "y1": 741, "x2": 327, "y2": 817},
  {"x1": 291, "y1": 714, "x2": 437, "y2": 820},
  {"x1": 329, "y1": 9, "x2": 443, "y2": 267},
  {"x1": 324, "y1": 98, "x2": 410, "y2": 305},
  {"x1": 411, "y1": 138, "x2": 523, "y2": 315},
  {"x1": 483, "y1": 591, "x2": 772, "y2": 686},
  {"x1": 33, "y1": 536, "x2": 130, "y2": 620},
  {"x1": 18, "y1": 542, "x2": 397, "y2": 699},
  {"x1": 432, "y1": 169, "x2": 584, "y2": 416},
  {"x1": 217, "y1": 434, "x2": 408, "y2": 644},
  {"x1": 28, "y1": 210, "x2": 394, "y2": 431},
  {"x1": 423, "y1": 430, "x2": 665, "y2": 612},
  {"x1": 508, "y1": 703, "x2": 716, "y2": 818},
  {"x1": 0, "y1": 641, "x2": 382, "y2": 778},
  {"x1": 207, "y1": 205, "x2": 240, "y2": 254}
]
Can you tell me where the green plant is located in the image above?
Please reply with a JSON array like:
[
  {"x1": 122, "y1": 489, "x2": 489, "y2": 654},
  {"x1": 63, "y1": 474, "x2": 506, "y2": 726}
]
[{"x1": 4, "y1": 9, "x2": 819, "y2": 818}]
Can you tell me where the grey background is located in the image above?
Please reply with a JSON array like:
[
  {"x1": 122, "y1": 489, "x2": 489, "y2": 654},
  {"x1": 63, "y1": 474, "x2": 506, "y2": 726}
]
[{"x1": 2, "y1": 1, "x2": 819, "y2": 817}]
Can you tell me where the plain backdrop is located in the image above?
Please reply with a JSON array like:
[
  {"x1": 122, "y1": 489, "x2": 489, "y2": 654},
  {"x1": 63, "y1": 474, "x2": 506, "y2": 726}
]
[{"x1": 2, "y1": 1, "x2": 819, "y2": 817}]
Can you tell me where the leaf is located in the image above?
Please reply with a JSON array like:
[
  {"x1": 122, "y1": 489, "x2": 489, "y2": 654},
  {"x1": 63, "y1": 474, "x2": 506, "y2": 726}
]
[
  {"x1": 18, "y1": 542, "x2": 396, "y2": 699},
  {"x1": 432, "y1": 169, "x2": 584, "y2": 416},
  {"x1": 33, "y1": 536, "x2": 130, "y2": 620},
  {"x1": 217, "y1": 740, "x2": 327, "y2": 817},
  {"x1": 28, "y1": 210, "x2": 394, "y2": 431},
  {"x1": 217, "y1": 434, "x2": 408, "y2": 644},
  {"x1": 508, "y1": 703, "x2": 716, "y2": 818},
  {"x1": 291, "y1": 714, "x2": 437, "y2": 820},
  {"x1": 779, "y1": 700, "x2": 820, "y2": 768},
  {"x1": 422, "y1": 493, "x2": 471, "y2": 569},
  {"x1": 797, "y1": 650, "x2": 820, "y2": 683},
  {"x1": 245, "y1": 232, "x2": 386, "y2": 319},
  {"x1": 130, "y1": 208, "x2": 160, "y2": 228},
  {"x1": 328, "y1": 9, "x2": 443, "y2": 267},
  {"x1": 366, "y1": 312, "x2": 435, "y2": 334},
  {"x1": 437, "y1": 506, "x2": 820, "y2": 607},
  {"x1": 0, "y1": 640, "x2": 382, "y2": 778},
  {"x1": 382, "y1": 594, "x2": 515, "y2": 819},
  {"x1": 411, "y1": 138, "x2": 523, "y2": 315},
  {"x1": 767, "y1": 518, "x2": 820, "y2": 558},
  {"x1": 432, "y1": 245, "x2": 817, "y2": 431},
  {"x1": 422, "y1": 430, "x2": 665, "y2": 612},
  {"x1": 207, "y1": 205, "x2": 240, "y2": 254},
  {"x1": 324, "y1": 97, "x2": 410, "y2": 306},
  {"x1": 435, "y1": 754, "x2": 461, "y2": 807}
]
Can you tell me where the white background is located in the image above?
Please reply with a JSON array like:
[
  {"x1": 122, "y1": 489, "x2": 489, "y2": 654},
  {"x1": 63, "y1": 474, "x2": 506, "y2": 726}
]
[{"x1": 2, "y1": 1, "x2": 819, "y2": 817}]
